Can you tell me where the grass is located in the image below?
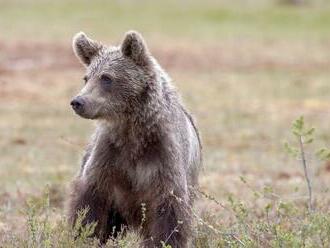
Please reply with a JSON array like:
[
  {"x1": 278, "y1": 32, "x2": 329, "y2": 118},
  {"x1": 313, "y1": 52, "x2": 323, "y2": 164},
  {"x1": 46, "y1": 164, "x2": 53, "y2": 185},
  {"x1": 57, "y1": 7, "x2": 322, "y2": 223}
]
[
  {"x1": 1, "y1": 0, "x2": 330, "y2": 247},
  {"x1": 1, "y1": 0, "x2": 330, "y2": 41}
]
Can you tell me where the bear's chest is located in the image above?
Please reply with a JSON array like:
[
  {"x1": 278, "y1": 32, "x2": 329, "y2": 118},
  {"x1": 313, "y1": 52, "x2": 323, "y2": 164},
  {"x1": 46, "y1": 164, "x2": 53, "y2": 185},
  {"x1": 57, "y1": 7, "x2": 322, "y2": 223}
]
[{"x1": 83, "y1": 142, "x2": 161, "y2": 193}]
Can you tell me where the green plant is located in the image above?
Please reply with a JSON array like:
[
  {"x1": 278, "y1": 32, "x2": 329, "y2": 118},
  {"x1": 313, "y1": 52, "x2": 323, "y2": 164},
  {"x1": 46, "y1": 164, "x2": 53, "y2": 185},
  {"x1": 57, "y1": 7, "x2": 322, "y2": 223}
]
[{"x1": 284, "y1": 116, "x2": 315, "y2": 212}]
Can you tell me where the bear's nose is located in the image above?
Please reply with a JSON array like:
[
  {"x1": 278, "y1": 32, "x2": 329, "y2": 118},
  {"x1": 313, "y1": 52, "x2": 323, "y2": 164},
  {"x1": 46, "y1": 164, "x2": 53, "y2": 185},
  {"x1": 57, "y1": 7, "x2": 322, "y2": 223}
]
[{"x1": 70, "y1": 97, "x2": 84, "y2": 112}]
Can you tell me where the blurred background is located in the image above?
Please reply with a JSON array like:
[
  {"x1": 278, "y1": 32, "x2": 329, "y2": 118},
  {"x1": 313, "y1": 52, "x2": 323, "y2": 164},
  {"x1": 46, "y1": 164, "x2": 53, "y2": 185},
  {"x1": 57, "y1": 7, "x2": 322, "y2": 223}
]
[{"x1": 1, "y1": 0, "x2": 330, "y2": 239}]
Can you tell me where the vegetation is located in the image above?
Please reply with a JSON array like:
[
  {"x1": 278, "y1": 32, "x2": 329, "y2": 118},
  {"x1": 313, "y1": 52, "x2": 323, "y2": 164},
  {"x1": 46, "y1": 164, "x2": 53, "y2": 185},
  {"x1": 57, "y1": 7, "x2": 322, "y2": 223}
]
[{"x1": 1, "y1": 0, "x2": 330, "y2": 247}]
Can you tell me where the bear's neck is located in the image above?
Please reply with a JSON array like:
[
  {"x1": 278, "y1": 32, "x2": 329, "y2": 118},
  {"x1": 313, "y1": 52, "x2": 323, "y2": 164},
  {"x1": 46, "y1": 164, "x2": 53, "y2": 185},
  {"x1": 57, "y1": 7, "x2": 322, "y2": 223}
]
[
  {"x1": 96, "y1": 60, "x2": 180, "y2": 153},
  {"x1": 96, "y1": 78, "x2": 178, "y2": 153}
]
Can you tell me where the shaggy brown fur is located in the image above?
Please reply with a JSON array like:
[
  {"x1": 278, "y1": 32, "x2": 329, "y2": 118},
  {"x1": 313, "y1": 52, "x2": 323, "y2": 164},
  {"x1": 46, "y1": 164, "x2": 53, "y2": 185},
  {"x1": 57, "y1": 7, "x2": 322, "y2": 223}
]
[{"x1": 67, "y1": 31, "x2": 202, "y2": 248}]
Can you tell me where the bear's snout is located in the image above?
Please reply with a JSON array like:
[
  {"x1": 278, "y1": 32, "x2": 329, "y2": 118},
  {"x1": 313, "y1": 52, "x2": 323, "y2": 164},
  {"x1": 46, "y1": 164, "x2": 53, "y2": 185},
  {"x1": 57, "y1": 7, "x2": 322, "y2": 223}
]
[{"x1": 70, "y1": 96, "x2": 85, "y2": 113}]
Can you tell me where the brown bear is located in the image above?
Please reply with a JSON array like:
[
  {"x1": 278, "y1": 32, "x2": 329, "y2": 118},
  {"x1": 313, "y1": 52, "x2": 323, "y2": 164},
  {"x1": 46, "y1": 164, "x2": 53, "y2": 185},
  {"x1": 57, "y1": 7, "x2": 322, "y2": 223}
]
[{"x1": 68, "y1": 30, "x2": 202, "y2": 248}]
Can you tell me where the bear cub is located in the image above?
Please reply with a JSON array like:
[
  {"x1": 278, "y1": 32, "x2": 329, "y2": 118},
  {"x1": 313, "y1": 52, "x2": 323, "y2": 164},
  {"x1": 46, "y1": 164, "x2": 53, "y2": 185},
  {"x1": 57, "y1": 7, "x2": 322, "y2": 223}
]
[{"x1": 68, "y1": 31, "x2": 202, "y2": 248}]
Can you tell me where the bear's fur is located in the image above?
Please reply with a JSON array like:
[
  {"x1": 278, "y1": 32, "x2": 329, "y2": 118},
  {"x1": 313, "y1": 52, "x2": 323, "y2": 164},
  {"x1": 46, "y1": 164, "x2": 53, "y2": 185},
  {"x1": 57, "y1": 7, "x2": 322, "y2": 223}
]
[{"x1": 68, "y1": 31, "x2": 202, "y2": 248}]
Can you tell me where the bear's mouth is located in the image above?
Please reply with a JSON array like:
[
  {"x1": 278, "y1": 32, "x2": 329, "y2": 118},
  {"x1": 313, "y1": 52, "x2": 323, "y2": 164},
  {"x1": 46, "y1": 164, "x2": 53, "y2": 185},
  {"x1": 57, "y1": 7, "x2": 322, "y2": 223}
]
[
  {"x1": 71, "y1": 106, "x2": 95, "y2": 120},
  {"x1": 75, "y1": 106, "x2": 104, "y2": 120},
  {"x1": 75, "y1": 112, "x2": 92, "y2": 119}
]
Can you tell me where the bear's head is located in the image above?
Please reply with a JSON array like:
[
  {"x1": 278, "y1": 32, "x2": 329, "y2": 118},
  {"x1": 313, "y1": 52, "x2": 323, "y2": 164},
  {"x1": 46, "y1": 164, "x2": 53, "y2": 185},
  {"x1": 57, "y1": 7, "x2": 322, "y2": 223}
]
[{"x1": 70, "y1": 31, "x2": 156, "y2": 120}]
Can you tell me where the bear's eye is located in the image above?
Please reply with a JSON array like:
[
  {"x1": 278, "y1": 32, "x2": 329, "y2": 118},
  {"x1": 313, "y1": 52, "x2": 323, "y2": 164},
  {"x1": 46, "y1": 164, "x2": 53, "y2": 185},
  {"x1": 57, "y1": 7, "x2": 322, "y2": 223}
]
[
  {"x1": 83, "y1": 76, "x2": 88, "y2": 84},
  {"x1": 100, "y1": 74, "x2": 113, "y2": 85}
]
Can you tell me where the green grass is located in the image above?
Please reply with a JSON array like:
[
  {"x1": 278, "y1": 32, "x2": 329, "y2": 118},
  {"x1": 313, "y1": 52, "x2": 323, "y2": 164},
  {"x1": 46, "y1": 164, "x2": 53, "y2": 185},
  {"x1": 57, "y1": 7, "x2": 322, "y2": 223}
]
[{"x1": 1, "y1": 0, "x2": 330, "y2": 41}]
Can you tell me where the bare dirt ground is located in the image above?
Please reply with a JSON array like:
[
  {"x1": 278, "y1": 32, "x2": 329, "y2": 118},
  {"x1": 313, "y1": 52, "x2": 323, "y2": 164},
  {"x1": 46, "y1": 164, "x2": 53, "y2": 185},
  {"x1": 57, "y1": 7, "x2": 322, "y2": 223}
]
[{"x1": 2, "y1": 39, "x2": 330, "y2": 74}]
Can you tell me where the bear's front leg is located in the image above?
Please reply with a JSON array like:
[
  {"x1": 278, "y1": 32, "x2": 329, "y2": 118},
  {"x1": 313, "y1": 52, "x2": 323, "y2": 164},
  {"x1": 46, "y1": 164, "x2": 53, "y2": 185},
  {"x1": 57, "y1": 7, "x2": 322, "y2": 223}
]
[
  {"x1": 143, "y1": 198, "x2": 191, "y2": 248},
  {"x1": 67, "y1": 178, "x2": 109, "y2": 243}
]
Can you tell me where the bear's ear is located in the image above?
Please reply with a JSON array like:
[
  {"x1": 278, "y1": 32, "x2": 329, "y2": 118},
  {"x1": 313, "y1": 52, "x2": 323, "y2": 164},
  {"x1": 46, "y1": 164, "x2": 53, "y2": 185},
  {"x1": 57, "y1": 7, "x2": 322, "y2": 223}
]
[
  {"x1": 121, "y1": 31, "x2": 151, "y2": 66},
  {"x1": 72, "y1": 32, "x2": 101, "y2": 66}
]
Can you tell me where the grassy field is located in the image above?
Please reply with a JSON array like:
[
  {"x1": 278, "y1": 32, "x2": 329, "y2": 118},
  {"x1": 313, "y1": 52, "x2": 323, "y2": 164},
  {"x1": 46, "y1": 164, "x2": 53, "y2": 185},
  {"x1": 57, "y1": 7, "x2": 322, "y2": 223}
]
[{"x1": 1, "y1": 0, "x2": 330, "y2": 247}]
